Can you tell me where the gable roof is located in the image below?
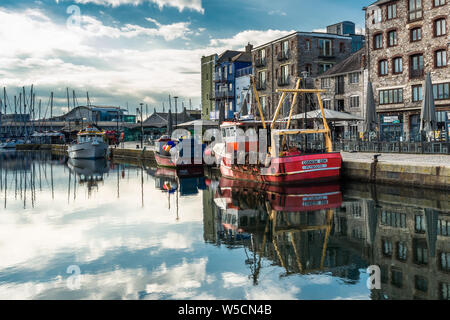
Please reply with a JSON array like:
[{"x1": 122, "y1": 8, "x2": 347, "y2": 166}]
[
  {"x1": 231, "y1": 51, "x2": 252, "y2": 63},
  {"x1": 217, "y1": 50, "x2": 243, "y2": 63},
  {"x1": 318, "y1": 49, "x2": 364, "y2": 78},
  {"x1": 143, "y1": 109, "x2": 196, "y2": 128}
]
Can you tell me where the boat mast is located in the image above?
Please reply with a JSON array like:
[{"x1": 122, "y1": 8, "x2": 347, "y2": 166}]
[
  {"x1": 50, "y1": 92, "x2": 53, "y2": 132},
  {"x1": 14, "y1": 95, "x2": 17, "y2": 137},
  {"x1": 38, "y1": 99, "x2": 41, "y2": 133},
  {"x1": 23, "y1": 87, "x2": 27, "y2": 138}
]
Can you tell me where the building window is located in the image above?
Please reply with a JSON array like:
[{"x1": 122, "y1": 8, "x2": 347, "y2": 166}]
[
  {"x1": 441, "y1": 252, "x2": 450, "y2": 272},
  {"x1": 381, "y1": 211, "x2": 406, "y2": 228},
  {"x1": 319, "y1": 63, "x2": 332, "y2": 74},
  {"x1": 349, "y1": 72, "x2": 359, "y2": 84},
  {"x1": 321, "y1": 78, "x2": 331, "y2": 88},
  {"x1": 410, "y1": 54, "x2": 424, "y2": 78},
  {"x1": 411, "y1": 27, "x2": 422, "y2": 41},
  {"x1": 260, "y1": 96, "x2": 267, "y2": 112},
  {"x1": 397, "y1": 242, "x2": 408, "y2": 261},
  {"x1": 382, "y1": 239, "x2": 393, "y2": 257},
  {"x1": 322, "y1": 99, "x2": 332, "y2": 109},
  {"x1": 440, "y1": 283, "x2": 450, "y2": 300},
  {"x1": 388, "y1": 30, "x2": 398, "y2": 47},
  {"x1": 434, "y1": 0, "x2": 446, "y2": 7},
  {"x1": 435, "y1": 49, "x2": 447, "y2": 68},
  {"x1": 318, "y1": 39, "x2": 333, "y2": 56},
  {"x1": 305, "y1": 39, "x2": 311, "y2": 51},
  {"x1": 374, "y1": 33, "x2": 383, "y2": 49},
  {"x1": 350, "y1": 96, "x2": 360, "y2": 108},
  {"x1": 372, "y1": 8, "x2": 382, "y2": 24},
  {"x1": 379, "y1": 59, "x2": 388, "y2": 76},
  {"x1": 339, "y1": 42, "x2": 345, "y2": 53},
  {"x1": 412, "y1": 85, "x2": 423, "y2": 102},
  {"x1": 433, "y1": 82, "x2": 450, "y2": 100},
  {"x1": 435, "y1": 19, "x2": 446, "y2": 37},
  {"x1": 391, "y1": 269, "x2": 403, "y2": 288},
  {"x1": 305, "y1": 64, "x2": 312, "y2": 76},
  {"x1": 379, "y1": 88, "x2": 403, "y2": 105},
  {"x1": 408, "y1": 0, "x2": 423, "y2": 22},
  {"x1": 438, "y1": 219, "x2": 450, "y2": 236},
  {"x1": 413, "y1": 239, "x2": 428, "y2": 265},
  {"x1": 415, "y1": 276, "x2": 428, "y2": 293},
  {"x1": 387, "y1": 3, "x2": 397, "y2": 19},
  {"x1": 281, "y1": 64, "x2": 289, "y2": 83},
  {"x1": 393, "y1": 57, "x2": 403, "y2": 74},
  {"x1": 258, "y1": 71, "x2": 266, "y2": 89},
  {"x1": 415, "y1": 215, "x2": 426, "y2": 233}
]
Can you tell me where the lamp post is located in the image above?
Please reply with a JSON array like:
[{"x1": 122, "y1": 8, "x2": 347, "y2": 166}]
[
  {"x1": 137, "y1": 103, "x2": 144, "y2": 148},
  {"x1": 174, "y1": 96, "x2": 178, "y2": 127}
]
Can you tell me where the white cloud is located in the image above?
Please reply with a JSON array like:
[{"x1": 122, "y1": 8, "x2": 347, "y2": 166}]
[
  {"x1": 209, "y1": 29, "x2": 296, "y2": 50},
  {"x1": 222, "y1": 272, "x2": 248, "y2": 288},
  {"x1": 312, "y1": 28, "x2": 327, "y2": 33},
  {"x1": 68, "y1": 0, "x2": 205, "y2": 14},
  {"x1": 0, "y1": 7, "x2": 296, "y2": 109},
  {"x1": 145, "y1": 258, "x2": 209, "y2": 299},
  {"x1": 245, "y1": 280, "x2": 301, "y2": 300},
  {"x1": 268, "y1": 10, "x2": 286, "y2": 16}
]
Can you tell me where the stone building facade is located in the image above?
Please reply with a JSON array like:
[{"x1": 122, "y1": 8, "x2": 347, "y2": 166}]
[
  {"x1": 201, "y1": 54, "x2": 217, "y2": 120},
  {"x1": 316, "y1": 49, "x2": 368, "y2": 139},
  {"x1": 365, "y1": 0, "x2": 450, "y2": 142},
  {"x1": 251, "y1": 31, "x2": 356, "y2": 122}
]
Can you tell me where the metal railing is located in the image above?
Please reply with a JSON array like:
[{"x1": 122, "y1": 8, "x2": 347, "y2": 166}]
[
  {"x1": 277, "y1": 76, "x2": 290, "y2": 87},
  {"x1": 333, "y1": 140, "x2": 450, "y2": 154},
  {"x1": 277, "y1": 50, "x2": 290, "y2": 61},
  {"x1": 236, "y1": 66, "x2": 253, "y2": 78},
  {"x1": 255, "y1": 57, "x2": 266, "y2": 67}
]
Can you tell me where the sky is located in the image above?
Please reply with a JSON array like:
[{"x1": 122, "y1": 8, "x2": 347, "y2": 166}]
[{"x1": 0, "y1": 0, "x2": 368, "y2": 116}]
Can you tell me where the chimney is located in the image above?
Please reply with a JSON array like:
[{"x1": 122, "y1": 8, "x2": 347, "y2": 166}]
[{"x1": 245, "y1": 43, "x2": 253, "y2": 53}]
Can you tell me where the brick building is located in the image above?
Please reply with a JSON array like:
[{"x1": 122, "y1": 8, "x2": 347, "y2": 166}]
[
  {"x1": 251, "y1": 29, "x2": 359, "y2": 122},
  {"x1": 364, "y1": 0, "x2": 450, "y2": 142},
  {"x1": 316, "y1": 49, "x2": 368, "y2": 139}
]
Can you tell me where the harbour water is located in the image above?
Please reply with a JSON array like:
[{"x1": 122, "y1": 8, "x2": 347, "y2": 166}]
[{"x1": 0, "y1": 151, "x2": 449, "y2": 300}]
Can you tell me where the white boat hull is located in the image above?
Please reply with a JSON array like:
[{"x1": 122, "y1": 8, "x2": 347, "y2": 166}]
[
  {"x1": 68, "y1": 141, "x2": 108, "y2": 159},
  {"x1": 0, "y1": 140, "x2": 24, "y2": 149}
]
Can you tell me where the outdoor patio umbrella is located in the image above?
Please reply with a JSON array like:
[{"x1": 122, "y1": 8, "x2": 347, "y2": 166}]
[
  {"x1": 420, "y1": 72, "x2": 437, "y2": 140},
  {"x1": 240, "y1": 99, "x2": 248, "y2": 117},
  {"x1": 364, "y1": 81, "x2": 378, "y2": 133},
  {"x1": 282, "y1": 109, "x2": 364, "y2": 121},
  {"x1": 175, "y1": 119, "x2": 218, "y2": 128}
]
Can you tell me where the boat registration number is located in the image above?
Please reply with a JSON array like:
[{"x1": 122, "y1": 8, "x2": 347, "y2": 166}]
[
  {"x1": 302, "y1": 164, "x2": 327, "y2": 170},
  {"x1": 302, "y1": 159, "x2": 328, "y2": 165},
  {"x1": 303, "y1": 200, "x2": 329, "y2": 207}
]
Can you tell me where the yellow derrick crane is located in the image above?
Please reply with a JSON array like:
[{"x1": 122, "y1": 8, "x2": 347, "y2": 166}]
[{"x1": 249, "y1": 76, "x2": 333, "y2": 154}]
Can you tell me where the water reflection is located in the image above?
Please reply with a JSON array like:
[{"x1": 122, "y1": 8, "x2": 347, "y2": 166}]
[{"x1": 0, "y1": 151, "x2": 448, "y2": 300}]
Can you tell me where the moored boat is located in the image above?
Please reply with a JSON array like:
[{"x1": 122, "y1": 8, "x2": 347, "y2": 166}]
[
  {"x1": 154, "y1": 135, "x2": 205, "y2": 169},
  {"x1": 0, "y1": 139, "x2": 25, "y2": 149},
  {"x1": 68, "y1": 126, "x2": 109, "y2": 159},
  {"x1": 218, "y1": 78, "x2": 342, "y2": 185}
]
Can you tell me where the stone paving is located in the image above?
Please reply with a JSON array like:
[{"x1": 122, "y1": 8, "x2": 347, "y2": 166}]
[{"x1": 341, "y1": 152, "x2": 450, "y2": 167}]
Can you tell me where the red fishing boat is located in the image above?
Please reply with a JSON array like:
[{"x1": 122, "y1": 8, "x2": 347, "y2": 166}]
[{"x1": 217, "y1": 78, "x2": 342, "y2": 185}]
